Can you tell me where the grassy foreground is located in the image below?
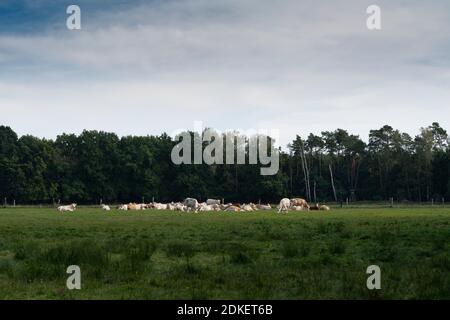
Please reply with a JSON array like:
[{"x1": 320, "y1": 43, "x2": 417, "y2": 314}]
[{"x1": 0, "y1": 207, "x2": 449, "y2": 299}]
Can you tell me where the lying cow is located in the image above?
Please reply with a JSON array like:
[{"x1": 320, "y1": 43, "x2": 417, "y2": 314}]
[
  {"x1": 101, "y1": 204, "x2": 111, "y2": 211},
  {"x1": 224, "y1": 205, "x2": 241, "y2": 212},
  {"x1": 152, "y1": 203, "x2": 167, "y2": 210},
  {"x1": 128, "y1": 203, "x2": 146, "y2": 210},
  {"x1": 57, "y1": 203, "x2": 77, "y2": 212},
  {"x1": 174, "y1": 203, "x2": 186, "y2": 211},
  {"x1": 198, "y1": 204, "x2": 214, "y2": 212},
  {"x1": 206, "y1": 199, "x2": 221, "y2": 205},
  {"x1": 257, "y1": 204, "x2": 272, "y2": 210},
  {"x1": 241, "y1": 204, "x2": 254, "y2": 212}
]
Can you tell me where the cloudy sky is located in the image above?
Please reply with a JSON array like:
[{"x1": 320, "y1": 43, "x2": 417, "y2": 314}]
[{"x1": 1, "y1": 0, "x2": 449, "y2": 147}]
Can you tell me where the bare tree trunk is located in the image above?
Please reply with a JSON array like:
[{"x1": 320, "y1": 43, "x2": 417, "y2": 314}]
[
  {"x1": 329, "y1": 163, "x2": 337, "y2": 202},
  {"x1": 313, "y1": 180, "x2": 317, "y2": 203},
  {"x1": 299, "y1": 146, "x2": 311, "y2": 202},
  {"x1": 289, "y1": 155, "x2": 293, "y2": 196}
]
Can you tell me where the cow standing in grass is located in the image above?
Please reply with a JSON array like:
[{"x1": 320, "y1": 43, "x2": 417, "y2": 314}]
[
  {"x1": 184, "y1": 198, "x2": 199, "y2": 212},
  {"x1": 290, "y1": 198, "x2": 310, "y2": 210},
  {"x1": 278, "y1": 198, "x2": 290, "y2": 213}
]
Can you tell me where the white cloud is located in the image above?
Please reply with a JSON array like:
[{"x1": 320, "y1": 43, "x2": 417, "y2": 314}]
[{"x1": 0, "y1": 0, "x2": 450, "y2": 147}]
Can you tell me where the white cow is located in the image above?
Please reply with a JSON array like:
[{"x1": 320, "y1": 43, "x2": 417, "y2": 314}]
[
  {"x1": 257, "y1": 204, "x2": 272, "y2": 210},
  {"x1": 174, "y1": 203, "x2": 186, "y2": 211},
  {"x1": 101, "y1": 204, "x2": 111, "y2": 211},
  {"x1": 241, "y1": 204, "x2": 254, "y2": 212},
  {"x1": 184, "y1": 198, "x2": 199, "y2": 212},
  {"x1": 166, "y1": 203, "x2": 175, "y2": 211},
  {"x1": 57, "y1": 203, "x2": 77, "y2": 212},
  {"x1": 118, "y1": 204, "x2": 128, "y2": 210},
  {"x1": 278, "y1": 198, "x2": 291, "y2": 213},
  {"x1": 153, "y1": 203, "x2": 167, "y2": 210},
  {"x1": 198, "y1": 204, "x2": 214, "y2": 212},
  {"x1": 206, "y1": 199, "x2": 221, "y2": 205}
]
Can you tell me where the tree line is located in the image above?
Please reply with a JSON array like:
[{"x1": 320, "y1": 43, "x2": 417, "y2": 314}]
[{"x1": 0, "y1": 123, "x2": 449, "y2": 204}]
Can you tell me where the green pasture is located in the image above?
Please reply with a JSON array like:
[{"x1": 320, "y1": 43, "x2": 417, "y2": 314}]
[{"x1": 0, "y1": 207, "x2": 449, "y2": 299}]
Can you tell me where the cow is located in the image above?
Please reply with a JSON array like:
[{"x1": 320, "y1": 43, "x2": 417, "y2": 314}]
[
  {"x1": 118, "y1": 204, "x2": 128, "y2": 210},
  {"x1": 290, "y1": 198, "x2": 310, "y2": 210},
  {"x1": 220, "y1": 203, "x2": 233, "y2": 210},
  {"x1": 166, "y1": 203, "x2": 175, "y2": 211},
  {"x1": 57, "y1": 203, "x2": 77, "y2": 212},
  {"x1": 184, "y1": 198, "x2": 199, "y2": 212},
  {"x1": 206, "y1": 199, "x2": 221, "y2": 205},
  {"x1": 174, "y1": 202, "x2": 186, "y2": 211},
  {"x1": 257, "y1": 204, "x2": 272, "y2": 210},
  {"x1": 198, "y1": 204, "x2": 214, "y2": 212},
  {"x1": 278, "y1": 198, "x2": 291, "y2": 213},
  {"x1": 101, "y1": 204, "x2": 111, "y2": 211},
  {"x1": 127, "y1": 203, "x2": 140, "y2": 210},
  {"x1": 241, "y1": 204, "x2": 254, "y2": 212},
  {"x1": 291, "y1": 205, "x2": 305, "y2": 211},
  {"x1": 224, "y1": 205, "x2": 240, "y2": 212},
  {"x1": 319, "y1": 204, "x2": 330, "y2": 211},
  {"x1": 153, "y1": 203, "x2": 167, "y2": 210},
  {"x1": 310, "y1": 203, "x2": 320, "y2": 211}
]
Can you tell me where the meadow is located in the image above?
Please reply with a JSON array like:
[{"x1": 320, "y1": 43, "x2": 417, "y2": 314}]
[{"x1": 0, "y1": 207, "x2": 449, "y2": 299}]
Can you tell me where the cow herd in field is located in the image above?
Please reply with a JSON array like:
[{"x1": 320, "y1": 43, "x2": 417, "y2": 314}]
[{"x1": 56, "y1": 198, "x2": 330, "y2": 213}]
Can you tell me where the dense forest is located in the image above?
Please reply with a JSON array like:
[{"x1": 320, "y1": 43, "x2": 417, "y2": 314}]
[{"x1": 0, "y1": 123, "x2": 449, "y2": 204}]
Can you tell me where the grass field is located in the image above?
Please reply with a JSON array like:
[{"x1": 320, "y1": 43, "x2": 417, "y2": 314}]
[{"x1": 0, "y1": 207, "x2": 449, "y2": 299}]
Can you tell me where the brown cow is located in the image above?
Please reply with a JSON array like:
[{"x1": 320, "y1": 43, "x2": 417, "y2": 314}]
[
  {"x1": 290, "y1": 198, "x2": 310, "y2": 210},
  {"x1": 224, "y1": 205, "x2": 241, "y2": 212}
]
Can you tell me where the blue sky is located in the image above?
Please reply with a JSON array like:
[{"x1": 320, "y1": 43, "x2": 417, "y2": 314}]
[{"x1": 1, "y1": 0, "x2": 450, "y2": 147}]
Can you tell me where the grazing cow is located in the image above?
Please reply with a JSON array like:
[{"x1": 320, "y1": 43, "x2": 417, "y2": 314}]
[
  {"x1": 206, "y1": 199, "x2": 221, "y2": 205},
  {"x1": 278, "y1": 198, "x2": 291, "y2": 213},
  {"x1": 118, "y1": 204, "x2": 128, "y2": 210},
  {"x1": 257, "y1": 204, "x2": 272, "y2": 210},
  {"x1": 290, "y1": 198, "x2": 310, "y2": 210},
  {"x1": 101, "y1": 204, "x2": 111, "y2": 211},
  {"x1": 57, "y1": 203, "x2": 77, "y2": 212}
]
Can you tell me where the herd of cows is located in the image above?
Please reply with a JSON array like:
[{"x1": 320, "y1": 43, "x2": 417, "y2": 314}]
[{"x1": 56, "y1": 198, "x2": 331, "y2": 213}]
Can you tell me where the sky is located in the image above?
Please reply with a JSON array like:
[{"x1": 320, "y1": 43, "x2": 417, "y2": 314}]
[{"x1": 1, "y1": 0, "x2": 450, "y2": 148}]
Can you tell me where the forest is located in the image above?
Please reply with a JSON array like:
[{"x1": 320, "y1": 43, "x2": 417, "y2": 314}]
[{"x1": 0, "y1": 123, "x2": 449, "y2": 204}]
